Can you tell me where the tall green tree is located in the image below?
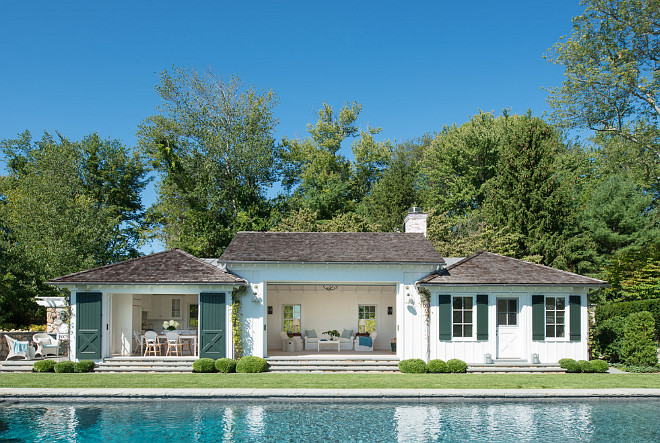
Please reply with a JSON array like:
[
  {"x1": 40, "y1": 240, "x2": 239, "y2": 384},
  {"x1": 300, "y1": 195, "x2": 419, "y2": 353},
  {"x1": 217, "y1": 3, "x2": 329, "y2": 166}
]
[
  {"x1": 139, "y1": 67, "x2": 279, "y2": 256},
  {"x1": 483, "y1": 114, "x2": 585, "y2": 269},
  {"x1": 1, "y1": 131, "x2": 147, "y2": 277},
  {"x1": 546, "y1": 0, "x2": 660, "y2": 171},
  {"x1": 359, "y1": 135, "x2": 430, "y2": 232}
]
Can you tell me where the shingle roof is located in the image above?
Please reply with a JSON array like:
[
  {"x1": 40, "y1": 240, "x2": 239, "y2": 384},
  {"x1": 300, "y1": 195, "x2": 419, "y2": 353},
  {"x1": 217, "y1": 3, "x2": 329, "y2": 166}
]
[
  {"x1": 49, "y1": 249, "x2": 246, "y2": 285},
  {"x1": 219, "y1": 232, "x2": 445, "y2": 264},
  {"x1": 418, "y1": 251, "x2": 606, "y2": 286}
]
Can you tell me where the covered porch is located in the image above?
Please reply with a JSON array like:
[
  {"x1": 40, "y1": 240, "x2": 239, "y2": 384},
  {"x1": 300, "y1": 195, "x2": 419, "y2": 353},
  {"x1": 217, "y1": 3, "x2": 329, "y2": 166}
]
[{"x1": 265, "y1": 283, "x2": 397, "y2": 354}]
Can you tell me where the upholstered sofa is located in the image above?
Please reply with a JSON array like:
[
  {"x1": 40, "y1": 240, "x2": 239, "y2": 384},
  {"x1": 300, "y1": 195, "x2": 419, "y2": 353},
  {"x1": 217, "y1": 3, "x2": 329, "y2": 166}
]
[{"x1": 304, "y1": 329, "x2": 355, "y2": 351}]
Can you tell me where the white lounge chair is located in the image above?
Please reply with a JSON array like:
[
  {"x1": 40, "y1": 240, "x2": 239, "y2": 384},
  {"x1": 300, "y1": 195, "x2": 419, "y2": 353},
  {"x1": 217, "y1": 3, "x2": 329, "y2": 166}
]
[
  {"x1": 354, "y1": 331, "x2": 377, "y2": 351},
  {"x1": 4, "y1": 335, "x2": 33, "y2": 361},
  {"x1": 33, "y1": 333, "x2": 60, "y2": 357},
  {"x1": 303, "y1": 329, "x2": 320, "y2": 350}
]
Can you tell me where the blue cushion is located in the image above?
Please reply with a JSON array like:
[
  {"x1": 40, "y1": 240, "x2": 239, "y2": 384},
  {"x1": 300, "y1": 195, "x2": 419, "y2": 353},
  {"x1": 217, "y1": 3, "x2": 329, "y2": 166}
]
[
  {"x1": 341, "y1": 329, "x2": 353, "y2": 339},
  {"x1": 305, "y1": 329, "x2": 317, "y2": 338},
  {"x1": 358, "y1": 336, "x2": 372, "y2": 347}
]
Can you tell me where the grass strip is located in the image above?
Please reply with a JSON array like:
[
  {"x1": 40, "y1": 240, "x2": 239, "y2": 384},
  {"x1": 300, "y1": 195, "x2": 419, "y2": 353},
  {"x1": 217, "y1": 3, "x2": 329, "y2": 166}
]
[{"x1": 1, "y1": 373, "x2": 660, "y2": 389}]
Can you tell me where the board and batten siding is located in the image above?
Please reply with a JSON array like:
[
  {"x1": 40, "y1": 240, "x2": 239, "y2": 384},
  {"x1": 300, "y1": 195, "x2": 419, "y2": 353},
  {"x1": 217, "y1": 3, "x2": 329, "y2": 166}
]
[{"x1": 424, "y1": 286, "x2": 590, "y2": 364}]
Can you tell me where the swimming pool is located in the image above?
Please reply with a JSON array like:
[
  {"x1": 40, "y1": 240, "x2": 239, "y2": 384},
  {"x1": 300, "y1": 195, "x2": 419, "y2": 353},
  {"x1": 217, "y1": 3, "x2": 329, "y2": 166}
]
[{"x1": 1, "y1": 399, "x2": 659, "y2": 442}]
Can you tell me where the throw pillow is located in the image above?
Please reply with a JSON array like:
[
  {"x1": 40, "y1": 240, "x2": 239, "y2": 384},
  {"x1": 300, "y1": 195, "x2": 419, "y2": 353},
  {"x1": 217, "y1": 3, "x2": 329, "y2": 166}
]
[
  {"x1": 341, "y1": 329, "x2": 353, "y2": 339},
  {"x1": 305, "y1": 329, "x2": 317, "y2": 338}
]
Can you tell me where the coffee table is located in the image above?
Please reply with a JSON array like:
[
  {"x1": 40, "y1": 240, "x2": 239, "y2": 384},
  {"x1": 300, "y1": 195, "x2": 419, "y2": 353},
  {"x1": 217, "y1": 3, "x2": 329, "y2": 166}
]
[{"x1": 317, "y1": 339, "x2": 341, "y2": 352}]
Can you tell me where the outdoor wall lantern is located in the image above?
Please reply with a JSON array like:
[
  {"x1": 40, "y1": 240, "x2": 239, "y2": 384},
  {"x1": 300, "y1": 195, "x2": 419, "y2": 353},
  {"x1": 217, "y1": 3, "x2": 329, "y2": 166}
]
[
  {"x1": 267, "y1": 306, "x2": 273, "y2": 315},
  {"x1": 387, "y1": 307, "x2": 393, "y2": 315}
]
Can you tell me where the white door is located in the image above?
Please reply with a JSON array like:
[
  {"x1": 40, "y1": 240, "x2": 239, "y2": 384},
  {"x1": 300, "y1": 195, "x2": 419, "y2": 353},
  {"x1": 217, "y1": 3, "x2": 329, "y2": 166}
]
[{"x1": 496, "y1": 298, "x2": 521, "y2": 359}]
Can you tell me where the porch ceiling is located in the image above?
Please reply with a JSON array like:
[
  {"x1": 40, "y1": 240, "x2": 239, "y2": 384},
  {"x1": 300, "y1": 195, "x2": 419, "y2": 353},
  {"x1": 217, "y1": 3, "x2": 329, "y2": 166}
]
[{"x1": 267, "y1": 284, "x2": 396, "y2": 295}]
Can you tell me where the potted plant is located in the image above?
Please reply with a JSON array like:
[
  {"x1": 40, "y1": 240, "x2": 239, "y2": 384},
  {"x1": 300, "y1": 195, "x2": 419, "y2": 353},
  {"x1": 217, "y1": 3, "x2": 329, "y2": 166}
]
[
  {"x1": 163, "y1": 320, "x2": 180, "y2": 331},
  {"x1": 391, "y1": 338, "x2": 396, "y2": 352},
  {"x1": 323, "y1": 330, "x2": 340, "y2": 341}
]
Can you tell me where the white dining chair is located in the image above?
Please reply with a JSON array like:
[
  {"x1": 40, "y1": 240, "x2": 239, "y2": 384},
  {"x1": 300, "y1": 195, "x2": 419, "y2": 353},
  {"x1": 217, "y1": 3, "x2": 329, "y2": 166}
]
[
  {"x1": 133, "y1": 331, "x2": 144, "y2": 355},
  {"x1": 165, "y1": 331, "x2": 183, "y2": 356},
  {"x1": 143, "y1": 331, "x2": 160, "y2": 356}
]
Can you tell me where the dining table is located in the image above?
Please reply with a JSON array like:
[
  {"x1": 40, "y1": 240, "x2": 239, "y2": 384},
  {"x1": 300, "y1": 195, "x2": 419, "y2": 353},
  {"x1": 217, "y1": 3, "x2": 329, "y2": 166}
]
[{"x1": 142, "y1": 331, "x2": 198, "y2": 356}]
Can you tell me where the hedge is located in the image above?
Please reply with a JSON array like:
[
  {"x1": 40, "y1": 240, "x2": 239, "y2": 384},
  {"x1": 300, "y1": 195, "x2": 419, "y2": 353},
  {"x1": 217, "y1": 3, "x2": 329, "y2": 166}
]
[
  {"x1": 236, "y1": 356, "x2": 268, "y2": 373},
  {"x1": 193, "y1": 358, "x2": 217, "y2": 373},
  {"x1": 559, "y1": 358, "x2": 609, "y2": 373},
  {"x1": 595, "y1": 299, "x2": 660, "y2": 340},
  {"x1": 398, "y1": 359, "x2": 428, "y2": 374},
  {"x1": 427, "y1": 359, "x2": 449, "y2": 373},
  {"x1": 447, "y1": 359, "x2": 468, "y2": 373},
  {"x1": 215, "y1": 358, "x2": 237, "y2": 373},
  {"x1": 620, "y1": 311, "x2": 658, "y2": 367},
  {"x1": 54, "y1": 361, "x2": 75, "y2": 373},
  {"x1": 33, "y1": 360, "x2": 56, "y2": 372},
  {"x1": 74, "y1": 360, "x2": 95, "y2": 373}
]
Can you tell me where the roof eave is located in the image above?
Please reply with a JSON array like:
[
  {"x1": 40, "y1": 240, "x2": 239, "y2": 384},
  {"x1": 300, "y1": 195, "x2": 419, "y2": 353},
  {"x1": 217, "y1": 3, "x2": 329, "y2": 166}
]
[
  {"x1": 48, "y1": 280, "x2": 246, "y2": 286},
  {"x1": 222, "y1": 260, "x2": 445, "y2": 266},
  {"x1": 418, "y1": 282, "x2": 608, "y2": 287}
]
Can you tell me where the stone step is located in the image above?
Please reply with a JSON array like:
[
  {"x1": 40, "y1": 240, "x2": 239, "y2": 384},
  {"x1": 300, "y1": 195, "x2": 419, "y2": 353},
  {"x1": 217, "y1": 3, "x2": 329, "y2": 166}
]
[
  {"x1": 99, "y1": 360, "x2": 194, "y2": 367},
  {"x1": 468, "y1": 366, "x2": 564, "y2": 373},
  {"x1": 268, "y1": 365, "x2": 400, "y2": 372},
  {"x1": 267, "y1": 356, "x2": 399, "y2": 361},
  {"x1": 267, "y1": 360, "x2": 398, "y2": 366},
  {"x1": 95, "y1": 366, "x2": 193, "y2": 373}
]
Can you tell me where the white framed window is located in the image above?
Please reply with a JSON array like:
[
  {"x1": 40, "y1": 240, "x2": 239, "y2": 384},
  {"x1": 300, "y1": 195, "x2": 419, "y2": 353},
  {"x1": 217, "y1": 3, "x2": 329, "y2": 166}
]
[
  {"x1": 171, "y1": 298, "x2": 181, "y2": 318},
  {"x1": 358, "y1": 305, "x2": 376, "y2": 333},
  {"x1": 282, "y1": 304, "x2": 301, "y2": 333},
  {"x1": 545, "y1": 297, "x2": 566, "y2": 338},
  {"x1": 452, "y1": 296, "x2": 473, "y2": 338},
  {"x1": 497, "y1": 299, "x2": 518, "y2": 326}
]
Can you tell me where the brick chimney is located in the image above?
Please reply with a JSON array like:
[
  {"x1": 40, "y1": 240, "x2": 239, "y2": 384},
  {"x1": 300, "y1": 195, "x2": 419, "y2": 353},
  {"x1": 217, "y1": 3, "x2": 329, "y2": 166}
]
[{"x1": 403, "y1": 207, "x2": 428, "y2": 236}]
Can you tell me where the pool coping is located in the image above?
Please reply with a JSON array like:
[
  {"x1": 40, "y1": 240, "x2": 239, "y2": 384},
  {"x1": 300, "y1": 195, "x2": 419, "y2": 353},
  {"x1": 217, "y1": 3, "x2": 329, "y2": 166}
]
[{"x1": 2, "y1": 388, "x2": 660, "y2": 401}]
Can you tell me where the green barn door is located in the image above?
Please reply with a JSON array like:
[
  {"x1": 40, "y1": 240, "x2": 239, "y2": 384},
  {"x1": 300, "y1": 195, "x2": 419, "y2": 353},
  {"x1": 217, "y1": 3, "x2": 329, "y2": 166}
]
[
  {"x1": 199, "y1": 292, "x2": 226, "y2": 359},
  {"x1": 76, "y1": 292, "x2": 102, "y2": 360}
]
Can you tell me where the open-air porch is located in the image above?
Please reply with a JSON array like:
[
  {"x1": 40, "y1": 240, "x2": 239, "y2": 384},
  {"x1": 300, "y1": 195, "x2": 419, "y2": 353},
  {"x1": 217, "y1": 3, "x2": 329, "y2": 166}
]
[{"x1": 265, "y1": 283, "x2": 397, "y2": 355}]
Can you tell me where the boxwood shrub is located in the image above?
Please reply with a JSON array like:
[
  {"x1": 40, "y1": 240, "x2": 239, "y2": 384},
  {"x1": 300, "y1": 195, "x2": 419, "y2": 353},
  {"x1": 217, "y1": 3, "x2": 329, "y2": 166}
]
[
  {"x1": 54, "y1": 361, "x2": 75, "y2": 373},
  {"x1": 215, "y1": 358, "x2": 237, "y2": 373},
  {"x1": 236, "y1": 356, "x2": 268, "y2": 373},
  {"x1": 193, "y1": 358, "x2": 217, "y2": 373},
  {"x1": 595, "y1": 299, "x2": 660, "y2": 340},
  {"x1": 427, "y1": 359, "x2": 449, "y2": 373},
  {"x1": 589, "y1": 359, "x2": 609, "y2": 373},
  {"x1": 577, "y1": 360, "x2": 595, "y2": 373},
  {"x1": 398, "y1": 359, "x2": 428, "y2": 374},
  {"x1": 447, "y1": 359, "x2": 468, "y2": 373},
  {"x1": 74, "y1": 360, "x2": 95, "y2": 373},
  {"x1": 33, "y1": 359, "x2": 56, "y2": 372}
]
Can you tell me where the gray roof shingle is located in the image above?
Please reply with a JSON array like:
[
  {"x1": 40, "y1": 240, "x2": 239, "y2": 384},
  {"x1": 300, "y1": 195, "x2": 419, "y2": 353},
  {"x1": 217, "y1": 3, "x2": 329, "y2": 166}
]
[
  {"x1": 419, "y1": 251, "x2": 606, "y2": 286},
  {"x1": 219, "y1": 232, "x2": 445, "y2": 264},
  {"x1": 49, "y1": 249, "x2": 246, "y2": 285}
]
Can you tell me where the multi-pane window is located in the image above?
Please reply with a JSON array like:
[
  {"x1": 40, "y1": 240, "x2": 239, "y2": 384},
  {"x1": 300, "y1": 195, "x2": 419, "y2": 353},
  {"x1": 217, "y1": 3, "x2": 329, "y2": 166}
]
[
  {"x1": 189, "y1": 304, "x2": 198, "y2": 328},
  {"x1": 358, "y1": 305, "x2": 376, "y2": 333},
  {"x1": 452, "y1": 297, "x2": 473, "y2": 338},
  {"x1": 545, "y1": 297, "x2": 565, "y2": 338},
  {"x1": 171, "y1": 298, "x2": 181, "y2": 318},
  {"x1": 282, "y1": 304, "x2": 301, "y2": 333},
  {"x1": 497, "y1": 299, "x2": 518, "y2": 326}
]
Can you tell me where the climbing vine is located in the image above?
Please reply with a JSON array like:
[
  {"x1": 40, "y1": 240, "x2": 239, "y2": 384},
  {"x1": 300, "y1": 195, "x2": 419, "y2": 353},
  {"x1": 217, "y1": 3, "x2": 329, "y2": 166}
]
[
  {"x1": 231, "y1": 286, "x2": 246, "y2": 359},
  {"x1": 418, "y1": 286, "x2": 431, "y2": 327}
]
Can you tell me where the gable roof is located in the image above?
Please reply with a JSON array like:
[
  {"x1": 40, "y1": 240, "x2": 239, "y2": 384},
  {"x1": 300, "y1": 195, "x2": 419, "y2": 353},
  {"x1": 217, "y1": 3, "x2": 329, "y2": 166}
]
[
  {"x1": 220, "y1": 232, "x2": 445, "y2": 264},
  {"x1": 49, "y1": 249, "x2": 246, "y2": 285},
  {"x1": 418, "y1": 251, "x2": 606, "y2": 286}
]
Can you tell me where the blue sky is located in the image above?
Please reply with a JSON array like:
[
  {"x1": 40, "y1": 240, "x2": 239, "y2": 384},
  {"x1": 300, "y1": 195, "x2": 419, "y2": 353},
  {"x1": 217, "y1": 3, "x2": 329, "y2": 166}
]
[{"x1": 0, "y1": 1, "x2": 584, "y2": 252}]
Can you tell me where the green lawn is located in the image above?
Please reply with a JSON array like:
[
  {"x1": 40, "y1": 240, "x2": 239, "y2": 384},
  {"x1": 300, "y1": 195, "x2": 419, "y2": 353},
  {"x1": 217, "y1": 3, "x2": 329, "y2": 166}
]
[{"x1": 1, "y1": 373, "x2": 660, "y2": 389}]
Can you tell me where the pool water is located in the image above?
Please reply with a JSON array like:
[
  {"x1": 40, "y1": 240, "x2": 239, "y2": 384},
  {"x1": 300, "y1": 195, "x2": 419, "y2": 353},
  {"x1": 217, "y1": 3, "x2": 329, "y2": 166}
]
[{"x1": 1, "y1": 399, "x2": 659, "y2": 442}]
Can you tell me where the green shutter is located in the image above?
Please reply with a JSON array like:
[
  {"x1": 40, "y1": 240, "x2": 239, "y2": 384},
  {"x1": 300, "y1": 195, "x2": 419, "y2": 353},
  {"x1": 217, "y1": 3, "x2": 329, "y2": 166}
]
[
  {"x1": 476, "y1": 294, "x2": 488, "y2": 340},
  {"x1": 76, "y1": 292, "x2": 102, "y2": 360},
  {"x1": 532, "y1": 295, "x2": 545, "y2": 340},
  {"x1": 438, "y1": 294, "x2": 451, "y2": 340},
  {"x1": 199, "y1": 292, "x2": 227, "y2": 359},
  {"x1": 569, "y1": 295, "x2": 581, "y2": 341}
]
